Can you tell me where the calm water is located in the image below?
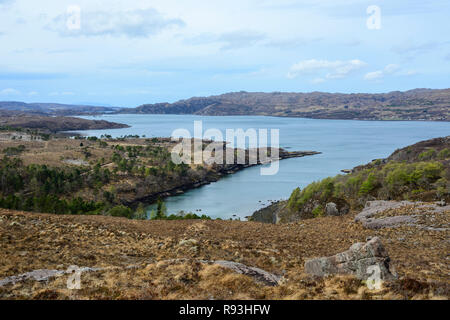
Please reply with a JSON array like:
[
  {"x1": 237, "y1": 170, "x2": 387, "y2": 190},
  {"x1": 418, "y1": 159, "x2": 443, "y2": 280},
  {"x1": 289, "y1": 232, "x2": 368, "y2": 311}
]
[{"x1": 78, "y1": 114, "x2": 450, "y2": 219}]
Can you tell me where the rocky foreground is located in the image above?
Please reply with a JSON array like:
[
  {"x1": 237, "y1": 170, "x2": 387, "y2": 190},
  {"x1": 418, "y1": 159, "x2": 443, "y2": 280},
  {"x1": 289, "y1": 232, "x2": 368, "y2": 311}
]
[{"x1": 0, "y1": 202, "x2": 448, "y2": 300}]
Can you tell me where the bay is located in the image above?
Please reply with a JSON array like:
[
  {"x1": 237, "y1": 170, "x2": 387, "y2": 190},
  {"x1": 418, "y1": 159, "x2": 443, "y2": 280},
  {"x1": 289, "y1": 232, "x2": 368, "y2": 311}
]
[{"x1": 78, "y1": 114, "x2": 450, "y2": 219}]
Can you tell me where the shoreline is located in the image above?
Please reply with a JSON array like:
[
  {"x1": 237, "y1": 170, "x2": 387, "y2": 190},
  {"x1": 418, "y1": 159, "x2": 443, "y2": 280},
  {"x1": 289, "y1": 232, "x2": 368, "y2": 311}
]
[{"x1": 125, "y1": 149, "x2": 321, "y2": 208}]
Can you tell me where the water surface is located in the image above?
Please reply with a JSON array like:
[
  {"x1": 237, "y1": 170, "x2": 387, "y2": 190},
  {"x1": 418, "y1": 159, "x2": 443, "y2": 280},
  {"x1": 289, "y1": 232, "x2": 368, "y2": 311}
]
[{"x1": 78, "y1": 114, "x2": 450, "y2": 219}]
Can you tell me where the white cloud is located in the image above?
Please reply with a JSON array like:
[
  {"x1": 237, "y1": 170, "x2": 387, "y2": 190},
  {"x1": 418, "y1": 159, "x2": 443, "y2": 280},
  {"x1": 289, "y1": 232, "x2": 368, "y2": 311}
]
[
  {"x1": 364, "y1": 71, "x2": 383, "y2": 81},
  {"x1": 49, "y1": 91, "x2": 75, "y2": 96},
  {"x1": 287, "y1": 59, "x2": 367, "y2": 80},
  {"x1": 28, "y1": 91, "x2": 38, "y2": 96},
  {"x1": 186, "y1": 30, "x2": 267, "y2": 50},
  {"x1": 0, "y1": 88, "x2": 20, "y2": 95},
  {"x1": 47, "y1": 8, "x2": 185, "y2": 38},
  {"x1": 383, "y1": 64, "x2": 400, "y2": 74},
  {"x1": 364, "y1": 64, "x2": 400, "y2": 81},
  {"x1": 311, "y1": 77, "x2": 325, "y2": 84}
]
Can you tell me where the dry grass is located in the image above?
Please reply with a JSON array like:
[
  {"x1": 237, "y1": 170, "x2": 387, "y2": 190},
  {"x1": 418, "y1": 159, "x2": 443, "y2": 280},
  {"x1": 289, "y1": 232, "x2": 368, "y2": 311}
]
[{"x1": 0, "y1": 208, "x2": 448, "y2": 300}]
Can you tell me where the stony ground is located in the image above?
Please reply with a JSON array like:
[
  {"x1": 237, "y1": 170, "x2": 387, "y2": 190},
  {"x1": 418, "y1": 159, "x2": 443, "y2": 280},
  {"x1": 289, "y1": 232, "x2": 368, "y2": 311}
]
[{"x1": 0, "y1": 206, "x2": 448, "y2": 300}]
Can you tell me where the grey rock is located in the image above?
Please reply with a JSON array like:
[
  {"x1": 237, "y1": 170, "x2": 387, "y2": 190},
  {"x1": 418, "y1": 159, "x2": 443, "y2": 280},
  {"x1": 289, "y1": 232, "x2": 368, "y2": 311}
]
[
  {"x1": 355, "y1": 200, "x2": 450, "y2": 229},
  {"x1": 324, "y1": 200, "x2": 350, "y2": 216},
  {"x1": 362, "y1": 215, "x2": 418, "y2": 229},
  {"x1": 304, "y1": 237, "x2": 397, "y2": 281},
  {"x1": 0, "y1": 269, "x2": 64, "y2": 286},
  {"x1": 0, "y1": 267, "x2": 102, "y2": 287},
  {"x1": 355, "y1": 200, "x2": 414, "y2": 223},
  {"x1": 214, "y1": 260, "x2": 281, "y2": 286}
]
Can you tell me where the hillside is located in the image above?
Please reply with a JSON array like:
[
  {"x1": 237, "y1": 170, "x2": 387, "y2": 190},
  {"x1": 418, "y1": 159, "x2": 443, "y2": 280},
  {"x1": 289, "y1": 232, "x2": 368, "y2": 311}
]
[
  {"x1": 0, "y1": 133, "x2": 317, "y2": 218},
  {"x1": 0, "y1": 112, "x2": 129, "y2": 133},
  {"x1": 252, "y1": 136, "x2": 450, "y2": 223},
  {"x1": 0, "y1": 136, "x2": 448, "y2": 300},
  {"x1": 0, "y1": 207, "x2": 448, "y2": 300},
  {"x1": 118, "y1": 88, "x2": 450, "y2": 121}
]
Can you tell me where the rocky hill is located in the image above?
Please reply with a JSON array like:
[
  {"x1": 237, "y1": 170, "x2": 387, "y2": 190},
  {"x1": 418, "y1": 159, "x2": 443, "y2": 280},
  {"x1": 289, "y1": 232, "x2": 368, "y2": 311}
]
[
  {"x1": 0, "y1": 101, "x2": 119, "y2": 116},
  {"x1": 0, "y1": 112, "x2": 129, "y2": 133},
  {"x1": 252, "y1": 136, "x2": 450, "y2": 223},
  {"x1": 119, "y1": 88, "x2": 450, "y2": 121}
]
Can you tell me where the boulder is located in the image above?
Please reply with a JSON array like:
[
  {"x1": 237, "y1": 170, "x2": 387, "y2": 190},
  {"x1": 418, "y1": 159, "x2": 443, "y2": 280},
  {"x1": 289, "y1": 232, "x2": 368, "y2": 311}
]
[
  {"x1": 325, "y1": 202, "x2": 339, "y2": 216},
  {"x1": 304, "y1": 237, "x2": 397, "y2": 281},
  {"x1": 325, "y1": 198, "x2": 350, "y2": 216}
]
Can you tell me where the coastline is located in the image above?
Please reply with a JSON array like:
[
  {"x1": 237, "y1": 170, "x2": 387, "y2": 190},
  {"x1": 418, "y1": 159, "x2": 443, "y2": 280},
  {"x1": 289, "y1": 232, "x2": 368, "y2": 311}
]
[{"x1": 125, "y1": 149, "x2": 321, "y2": 208}]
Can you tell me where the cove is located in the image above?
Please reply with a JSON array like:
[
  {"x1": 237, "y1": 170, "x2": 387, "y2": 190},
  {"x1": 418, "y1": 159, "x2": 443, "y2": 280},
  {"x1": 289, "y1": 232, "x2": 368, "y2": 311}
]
[{"x1": 77, "y1": 114, "x2": 450, "y2": 220}]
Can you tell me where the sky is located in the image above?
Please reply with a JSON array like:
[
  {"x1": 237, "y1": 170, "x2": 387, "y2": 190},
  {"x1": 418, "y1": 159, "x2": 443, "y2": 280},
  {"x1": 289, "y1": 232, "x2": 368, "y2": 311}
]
[{"x1": 0, "y1": 0, "x2": 449, "y2": 107}]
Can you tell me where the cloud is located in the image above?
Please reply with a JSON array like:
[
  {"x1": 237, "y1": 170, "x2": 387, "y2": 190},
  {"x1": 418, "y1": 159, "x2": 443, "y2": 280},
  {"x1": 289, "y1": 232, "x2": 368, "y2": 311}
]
[
  {"x1": 49, "y1": 91, "x2": 75, "y2": 96},
  {"x1": 28, "y1": 91, "x2": 38, "y2": 96},
  {"x1": 401, "y1": 70, "x2": 418, "y2": 76},
  {"x1": 186, "y1": 30, "x2": 267, "y2": 50},
  {"x1": 218, "y1": 31, "x2": 267, "y2": 50},
  {"x1": 0, "y1": 88, "x2": 20, "y2": 95},
  {"x1": 263, "y1": 37, "x2": 322, "y2": 49},
  {"x1": 47, "y1": 8, "x2": 185, "y2": 38},
  {"x1": 0, "y1": 71, "x2": 66, "y2": 80},
  {"x1": 364, "y1": 64, "x2": 415, "y2": 81},
  {"x1": 187, "y1": 32, "x2": 321, "y2": 51},
  {"x1": 364, "y1": 71, "x2": 383, "y2": 81},
  {"x1": 310, "y1": 77, "x2": 325, "y2": 84},
  {"x1": 383, "y1": 64, "x2": 400, "y2": 74},
  {"x1": 392, "y1": 41, "x2": 450, "y2": 56},
  {"x1": 287, "y1": 59, "x2": 367, "y2": 79},
  {"x1": 0, "y1": 0, "x2": 13, "y2": 6}
]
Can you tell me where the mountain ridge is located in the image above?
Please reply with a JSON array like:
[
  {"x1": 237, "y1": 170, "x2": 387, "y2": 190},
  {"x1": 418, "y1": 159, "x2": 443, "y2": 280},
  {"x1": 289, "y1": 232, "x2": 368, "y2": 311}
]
[{"x1": 118, "y1": 88, "x2": 450, "y2": 121}]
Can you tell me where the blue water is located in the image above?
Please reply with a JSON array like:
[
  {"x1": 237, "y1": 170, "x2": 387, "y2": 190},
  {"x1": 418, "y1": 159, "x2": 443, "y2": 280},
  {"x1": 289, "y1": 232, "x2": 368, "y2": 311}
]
[{"x1": 77, "y1": 114, "x2": 450, "y2": 219}]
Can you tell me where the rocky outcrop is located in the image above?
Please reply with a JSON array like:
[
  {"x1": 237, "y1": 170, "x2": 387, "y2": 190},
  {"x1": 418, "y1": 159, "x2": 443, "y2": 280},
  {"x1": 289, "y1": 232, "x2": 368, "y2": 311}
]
[
  {"x1": 0, "y1": 267, "x2": 101, "y2": 287},
  {"x1": 325, "y1": 202, "x2": 339, "y2": 216},
  {"x1": 304, "y1": 237, "x2": 397, "y2": 281},
  {"x1": 251, "y1": 197, "x2": 350, "y2": 224},
  {"x1": 249, "y1": 201, "x2": 284, "y2": 223},
  {"x1": 214, "y1": 260, "x2": 281, "y2": 286},
  {"x1": 325, "y1": 199, "x2": 350, "y2": 216},
  {"x1": 355, "y1": 200, "x2": 450, "y2": 230}
]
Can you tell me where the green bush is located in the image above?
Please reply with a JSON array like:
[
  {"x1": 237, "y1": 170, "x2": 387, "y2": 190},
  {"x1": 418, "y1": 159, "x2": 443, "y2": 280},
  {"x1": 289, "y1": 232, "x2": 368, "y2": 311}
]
[
  {"x1": 133, "y1": 203, "x2": 147, "y2": 220},
  {"x1": 358, "y1": 173, "x2": 377, "y2": 195},
  {"x1": 107, "y1": 205, "x2": 133, "y2": 219},
  {"x1": 312, "y1": 205, "x2": 323, "y2": 217},
  {"x1": 418, "y1": 149, "x2": 436, "y2": 160},
  {"x1": 438, "y1": 148, "x2": 450, "y2": 159}
]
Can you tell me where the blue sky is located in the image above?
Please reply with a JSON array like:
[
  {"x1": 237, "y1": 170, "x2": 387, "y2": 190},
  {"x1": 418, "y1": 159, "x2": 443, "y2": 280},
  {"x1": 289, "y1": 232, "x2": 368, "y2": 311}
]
[{"x1": 0, "y1": 0, "x2": 449, "y2": 107}]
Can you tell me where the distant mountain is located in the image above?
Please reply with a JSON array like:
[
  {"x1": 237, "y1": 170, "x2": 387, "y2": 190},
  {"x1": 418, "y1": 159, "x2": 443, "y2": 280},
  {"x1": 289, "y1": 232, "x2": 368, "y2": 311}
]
[
  {"x1": 0, "y1": 101, "x2": 120, "y2": 116},
  {"x1": 0, "y1": 111, "x2": 129, "y2": 132},
  {"x1": 118, "y1": 88, "x2": 450, "y2": 121}
]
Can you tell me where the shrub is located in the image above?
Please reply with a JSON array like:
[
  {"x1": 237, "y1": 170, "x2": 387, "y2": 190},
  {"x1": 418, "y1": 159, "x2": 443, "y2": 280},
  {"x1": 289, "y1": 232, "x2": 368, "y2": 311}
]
[
  {"x1": 133, "y1": 204, "x2": 147, "y2": 220},
  {"x1": 312, "y1": 205, "x2": 323, "y2": 217},
  {"x1": 418, "y1": 149, "x2": 436, "y2": 160},
  {"x1": 358, "y1": 173, "x2": 377, "y2": 195},
  {"x1": 438, "y1": 148, "x2": 450, "y2": 159}
]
